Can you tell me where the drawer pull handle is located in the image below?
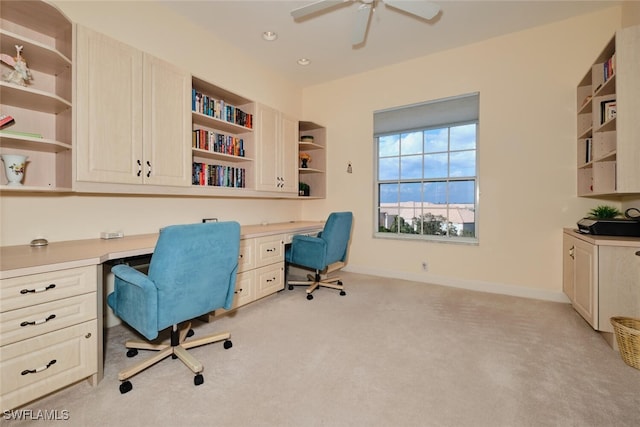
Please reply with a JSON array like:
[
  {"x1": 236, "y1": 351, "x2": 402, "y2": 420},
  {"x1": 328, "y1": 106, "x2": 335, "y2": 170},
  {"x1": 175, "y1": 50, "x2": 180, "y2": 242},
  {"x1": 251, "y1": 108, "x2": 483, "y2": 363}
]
[
  {"x1": 266, "y1": 277, "x2": 276, "y2": 282},
  {"x1": 235, "y1": 288, "x2": 243, "y2": 294},
  {"x1": 20, "y1": 314, "x2": 56, "y2": 327},
  {"x1": 21, "y1": 359, "x2": 56, "y2": 376},
  {"x1": 266, "y1": 248, "x2": 275, "y2": 252},
  {"x1": 20, "y1": 284, "x2": 56, "y2": 294}
]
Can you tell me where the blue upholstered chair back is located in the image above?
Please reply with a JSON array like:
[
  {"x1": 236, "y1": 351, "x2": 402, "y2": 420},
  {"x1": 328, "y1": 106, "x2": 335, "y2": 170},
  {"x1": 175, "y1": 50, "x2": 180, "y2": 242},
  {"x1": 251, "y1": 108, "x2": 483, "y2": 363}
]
[
  {"x1": 149, "y1": 222, "x2": 240, "y2": 330},
  {"x1": 109, "y1": 221, "x2": 240, "y2": 339},
  {"x1": 321, "y1": 212, "x2": 353, "y2": 265}
]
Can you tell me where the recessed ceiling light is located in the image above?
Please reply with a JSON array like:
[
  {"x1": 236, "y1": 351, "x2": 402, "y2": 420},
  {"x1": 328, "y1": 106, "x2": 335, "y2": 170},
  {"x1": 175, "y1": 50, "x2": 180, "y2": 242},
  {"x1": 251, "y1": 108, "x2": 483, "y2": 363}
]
[
  {"x1": 262, "y1": 31, "x2": 278, "y2": 41},
  {"x1": 297, "y1": 58, "x2": 311, "y2": 66}
]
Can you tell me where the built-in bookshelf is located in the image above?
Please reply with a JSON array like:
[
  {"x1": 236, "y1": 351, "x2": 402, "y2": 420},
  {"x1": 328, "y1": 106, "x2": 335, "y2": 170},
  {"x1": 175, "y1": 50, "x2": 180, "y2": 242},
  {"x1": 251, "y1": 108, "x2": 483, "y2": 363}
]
[
  {"x1": 191, "y1": 77, "x2": 255, "y2": 190},
  {"x1": 0, "y1": 1, "x2": 73, "y2": 191},
  {"x1": 298, "y1": 121, "x2": 326, "y2": 198},
  {"x1": 576, "y1": 25, "x2": 640, "y2": 197}
]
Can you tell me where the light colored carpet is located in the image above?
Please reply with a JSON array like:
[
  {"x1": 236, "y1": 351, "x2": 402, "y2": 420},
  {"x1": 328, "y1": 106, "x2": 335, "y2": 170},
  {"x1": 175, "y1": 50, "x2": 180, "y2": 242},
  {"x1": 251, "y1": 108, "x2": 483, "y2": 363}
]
[{"x1": 5, "y1": 272, "x2": 640, "y2": 427}]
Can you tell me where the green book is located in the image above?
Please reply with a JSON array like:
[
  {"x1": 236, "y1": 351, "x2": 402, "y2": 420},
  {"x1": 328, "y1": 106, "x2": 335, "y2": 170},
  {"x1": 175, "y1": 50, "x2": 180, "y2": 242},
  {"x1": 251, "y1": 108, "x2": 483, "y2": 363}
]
[{"x1": 0, "y1": 130, "x2": 43, "y2": 138}]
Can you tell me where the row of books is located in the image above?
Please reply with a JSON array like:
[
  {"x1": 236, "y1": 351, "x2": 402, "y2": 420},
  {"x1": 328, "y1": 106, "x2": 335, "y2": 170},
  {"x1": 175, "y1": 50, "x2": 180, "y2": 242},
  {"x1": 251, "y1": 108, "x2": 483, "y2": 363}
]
[
  {"x1": 192, "y1": 89, "x2": 253, "y2": 129},
  {"x1": 600, "y1": 100, "x2": 616, "y2": 125},
  {"x1": 192, "y1": 162, "x2": 246, "y2": 188},
  {"x1": 192, "y1": 128, "x2": 245, "y2": 157},
  {"x1": 603, "y1": 53, "x2": 616, "y2": 83}
]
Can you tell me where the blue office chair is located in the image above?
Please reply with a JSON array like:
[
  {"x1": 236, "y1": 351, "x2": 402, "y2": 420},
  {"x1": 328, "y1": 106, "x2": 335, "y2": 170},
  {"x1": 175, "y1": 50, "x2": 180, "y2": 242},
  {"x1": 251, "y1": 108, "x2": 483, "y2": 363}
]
[
  {"x1": 107, "y1": 221, "x2": 240, "y2": 394},
  {"x1": 285, "y1": 212, "x2": 353, "y2": 300}
]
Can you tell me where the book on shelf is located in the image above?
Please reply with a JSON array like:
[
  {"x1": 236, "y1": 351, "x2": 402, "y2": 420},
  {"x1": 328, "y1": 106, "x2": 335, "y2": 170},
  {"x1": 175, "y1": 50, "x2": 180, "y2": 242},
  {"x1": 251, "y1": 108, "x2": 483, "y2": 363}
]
[
  {"x1": 0, "y1": 114, "x2": 15, "y2": 128},
  {"x1": 603, "y1": 53, "x2": 616, "y2": 83},
  {"x1": 585, "y1": 138, "x2": 592, "y2": 164},
  {"x1": 600, "y1": 100, "x2": 616, "y2": 124},
  {"x1": 0, "y1": 129, "x2": 43, "y2": 138}
]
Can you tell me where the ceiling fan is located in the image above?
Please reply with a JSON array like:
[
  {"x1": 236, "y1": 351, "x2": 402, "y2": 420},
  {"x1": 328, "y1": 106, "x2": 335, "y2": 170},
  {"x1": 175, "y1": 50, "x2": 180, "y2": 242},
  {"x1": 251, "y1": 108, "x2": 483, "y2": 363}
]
[{"x1": 291, "y1": 0, "x2": 441, "y2": 46}]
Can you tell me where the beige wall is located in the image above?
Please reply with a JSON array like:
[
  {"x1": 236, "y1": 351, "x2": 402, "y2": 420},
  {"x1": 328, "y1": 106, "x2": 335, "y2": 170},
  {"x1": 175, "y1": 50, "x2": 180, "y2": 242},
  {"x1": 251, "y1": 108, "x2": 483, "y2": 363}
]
[
  {"x1": 0, "y1": 3, "x2": 629, "y2": 301},
  {"x1": 622, "y1": 0, "x2": 640, "y2": 27},
  {"x1": 300, "y1": 7, "x2": 623, "y2": 300}
]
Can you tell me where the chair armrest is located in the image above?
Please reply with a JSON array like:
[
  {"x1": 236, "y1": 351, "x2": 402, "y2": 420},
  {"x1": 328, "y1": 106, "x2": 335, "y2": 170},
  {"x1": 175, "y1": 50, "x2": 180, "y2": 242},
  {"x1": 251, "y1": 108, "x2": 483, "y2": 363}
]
[
  {"x1": 108, "y1": 264, "x2": 159, "y2": 341},
  {"x1": 286, "y1": 235, "x2": 327, "y2": 271}
]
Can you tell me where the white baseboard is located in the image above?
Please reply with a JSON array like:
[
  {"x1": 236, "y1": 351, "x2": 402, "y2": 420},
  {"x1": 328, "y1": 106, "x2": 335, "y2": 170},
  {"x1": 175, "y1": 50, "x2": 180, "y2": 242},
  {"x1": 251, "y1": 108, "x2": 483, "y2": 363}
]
[{"x1": 343, "y1": 265, "x2": 570, "y2": 303}]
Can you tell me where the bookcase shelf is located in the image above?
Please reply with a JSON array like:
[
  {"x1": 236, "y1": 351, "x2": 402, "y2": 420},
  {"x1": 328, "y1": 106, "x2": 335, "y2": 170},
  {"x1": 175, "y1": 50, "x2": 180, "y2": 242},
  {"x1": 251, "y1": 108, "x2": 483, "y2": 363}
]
[
  {"x1": 191, "y1": 77, "x2": 255, "y2": 191},
  {"x1": 0, "y1": 0, "x2": 73, "y2": 191},
  {"x1": 298, "y1": 121, "x2": 326, "y2": 198},
  {"x1": 575, "y1": 25, "x2": 640, "y2": 197}
]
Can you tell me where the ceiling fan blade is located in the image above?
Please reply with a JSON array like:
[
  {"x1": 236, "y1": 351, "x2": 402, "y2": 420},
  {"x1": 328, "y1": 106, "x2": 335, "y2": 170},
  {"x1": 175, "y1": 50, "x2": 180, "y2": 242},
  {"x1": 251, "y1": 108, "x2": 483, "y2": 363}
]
[
  {"x1": 291, "y1": 0, "x2": 347, "y2": 20},
  {"x1": 352, "y1": 4, "x2": 372, "y2": 45},
  {"x1": 384, "y1": 0, "x2": 440, "y2": 20}
]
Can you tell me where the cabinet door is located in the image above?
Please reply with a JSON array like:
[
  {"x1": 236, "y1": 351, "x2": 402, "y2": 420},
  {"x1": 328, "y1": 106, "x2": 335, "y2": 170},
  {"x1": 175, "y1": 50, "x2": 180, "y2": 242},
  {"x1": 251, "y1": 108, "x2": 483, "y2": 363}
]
[
  {"x1": 280, "y1": 113, "x2": 299, "y2": 194},
  {"x1": 598, "y1": 245, "x2": 640, "y2": 333},
  {"x1": 573, "y1": 238, "x2": 598, "y2": 328},
  {"x1": 142, "y1": 54, "x2": 191, "y2": 186},
  {"x1": 76, "y1": 26, "x2": 143, "y2": 184},
  {"x1": 255, "y1": 104, "x2": 278, "y2": 191},
  {"x1": 562, "y1": 233, "x2": 575, "y2": 300}
]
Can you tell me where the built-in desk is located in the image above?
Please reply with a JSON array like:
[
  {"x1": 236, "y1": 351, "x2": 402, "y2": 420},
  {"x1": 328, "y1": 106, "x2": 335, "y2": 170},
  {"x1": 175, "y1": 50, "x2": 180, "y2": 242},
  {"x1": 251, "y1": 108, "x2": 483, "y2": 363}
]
[{"x1": 0, "y1": 221, "x2": 323, "y2": 411}]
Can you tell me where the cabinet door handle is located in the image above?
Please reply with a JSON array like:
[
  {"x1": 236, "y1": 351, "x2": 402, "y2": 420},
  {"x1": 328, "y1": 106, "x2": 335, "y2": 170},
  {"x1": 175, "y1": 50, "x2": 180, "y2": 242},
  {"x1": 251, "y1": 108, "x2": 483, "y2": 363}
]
[
  {"x1": 20, "y1": 283, "x2": 55, "y2": 294},
  {"x1": 146, "y1": 161, "x2": 151, "y2": 178},
  {"x1": 137, "y1": 160, "x2": 142, "y2": 177},
  {"x1": 21, "y1": 359, "x2": 56, "y2": 375},
  {"x1": 20, "y1": 314, "x2": 56, "y2": 327},
  {"x1": 569, "y1": 245, "x2": 575, "y2": 259}
]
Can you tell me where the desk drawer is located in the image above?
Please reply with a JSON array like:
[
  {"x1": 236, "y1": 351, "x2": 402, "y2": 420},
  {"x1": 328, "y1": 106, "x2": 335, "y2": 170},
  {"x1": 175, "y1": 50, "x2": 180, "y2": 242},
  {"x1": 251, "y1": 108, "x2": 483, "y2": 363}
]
[
  {"x1": 255, "y1": 235, "x2": 284, "y2": 268},
  {"x1": 0, "y1": 293, "x2": 97, "y2": 346},
  {"x1": 238, "y1": 239, "x2": 255, "y2": 272},
  {"x1": 255, "y1": 264, "x2": 284, "y2": 299},
  {"x1": 0, "y1": 320, "x2": 98, "y2": 411},
  {"x1": 0, "y1": 266, "x2": 96, "y2": 312}
]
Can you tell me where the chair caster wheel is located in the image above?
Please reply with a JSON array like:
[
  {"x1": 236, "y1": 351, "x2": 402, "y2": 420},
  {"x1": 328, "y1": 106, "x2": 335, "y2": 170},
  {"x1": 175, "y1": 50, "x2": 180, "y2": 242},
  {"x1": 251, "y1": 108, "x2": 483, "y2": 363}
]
[
  {"x1": 307, "y1": 294, "x2": 314, "y2": 300},
  {"x1": 187, "y1": 329, "x2": 195, "y2": 338},
  {"x1": 223, "y1": 340, "x2": 232, "y2": 349},
  {"x1": 337, "y1": 281, "x2": 343, "y2": 285},
  {"x1": 340, "y1": 290, "x2": 346, "y2": 296},
  {"x1": 288, "y1": 285, "x2": 294, "y2": 290},
  {"x1": 119, "y1": 381, "x2": 132, "y2": 394},
  {"x1": 194, "y1": 374, "x2": 204, "y2": 386},
  {"x1": 126, "y1": 349, "x2": 138, "y2": 358}
]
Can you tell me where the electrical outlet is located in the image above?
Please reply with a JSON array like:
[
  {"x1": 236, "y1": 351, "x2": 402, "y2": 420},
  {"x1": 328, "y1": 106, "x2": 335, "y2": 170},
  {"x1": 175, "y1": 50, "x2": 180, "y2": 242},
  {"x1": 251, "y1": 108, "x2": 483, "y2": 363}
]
[{"x1": 421, "y1": 261, "x2": 428, "y2": 272}]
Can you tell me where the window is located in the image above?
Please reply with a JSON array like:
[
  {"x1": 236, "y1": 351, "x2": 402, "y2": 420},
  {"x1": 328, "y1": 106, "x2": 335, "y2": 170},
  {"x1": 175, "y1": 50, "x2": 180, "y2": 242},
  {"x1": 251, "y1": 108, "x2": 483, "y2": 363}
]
[{"x1": 374, "y1": 93, "x2": 479, "y2": 243}]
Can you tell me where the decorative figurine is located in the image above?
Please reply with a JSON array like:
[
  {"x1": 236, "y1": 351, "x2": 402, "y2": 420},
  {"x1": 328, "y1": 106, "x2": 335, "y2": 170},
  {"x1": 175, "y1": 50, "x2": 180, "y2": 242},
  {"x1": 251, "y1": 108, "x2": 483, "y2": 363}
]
[{"x1": 1, "y1": 45, "x2": 32, "y2": 86}]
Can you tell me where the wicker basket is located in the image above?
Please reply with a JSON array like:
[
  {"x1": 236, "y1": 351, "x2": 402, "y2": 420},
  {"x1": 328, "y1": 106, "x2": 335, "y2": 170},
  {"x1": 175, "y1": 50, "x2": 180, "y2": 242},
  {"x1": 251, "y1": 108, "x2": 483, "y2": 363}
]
[{"x1": 610, "y1": 316, "x2": 640, "y2": 370}]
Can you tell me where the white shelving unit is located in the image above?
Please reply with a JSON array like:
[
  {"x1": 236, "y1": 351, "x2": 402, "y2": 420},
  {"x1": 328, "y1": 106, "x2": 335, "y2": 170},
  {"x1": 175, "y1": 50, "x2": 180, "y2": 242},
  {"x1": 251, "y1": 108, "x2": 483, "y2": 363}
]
[
  {"x1": 298, "y1": 121, "x2": 326, "y2": 198},
  {"x1": 575, "y1": 25, "x2": 640, "y2": 197},
  {"x1": 0, "y1": 1, "x2": 73, "y2": 191}
]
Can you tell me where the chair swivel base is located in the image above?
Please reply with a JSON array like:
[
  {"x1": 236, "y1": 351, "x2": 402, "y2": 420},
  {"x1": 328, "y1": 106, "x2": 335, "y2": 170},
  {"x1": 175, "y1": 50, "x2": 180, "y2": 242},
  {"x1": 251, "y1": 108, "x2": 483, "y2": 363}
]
[
  {"x1": 117, "y1": 321, "x2": 232, "y2": 394},
  {"x1": 288, "y1": 271, "x2": 346, "y2": 300}
]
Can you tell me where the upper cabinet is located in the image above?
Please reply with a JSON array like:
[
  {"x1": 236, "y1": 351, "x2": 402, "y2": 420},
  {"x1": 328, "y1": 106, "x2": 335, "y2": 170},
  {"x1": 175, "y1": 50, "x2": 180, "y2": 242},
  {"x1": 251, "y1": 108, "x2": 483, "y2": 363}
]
[
  {"x1": 75, "y1": 26, "x2": 191, "y2": 188},
  {"x1": 0, "y1": 1, "x2": 73, "y2": 191},
  {"x1": 1, "y1": 1, "x2": 326, "y2": 199},
  {"x1": 576, "y1": 25, "x2": 640, "y2": 197},
  {"x1": 255, "y1": 104, "x2": 298, "y2": 194},
  {"x1": 298, "y1": 121, "x2": 326, "y2": 198}
]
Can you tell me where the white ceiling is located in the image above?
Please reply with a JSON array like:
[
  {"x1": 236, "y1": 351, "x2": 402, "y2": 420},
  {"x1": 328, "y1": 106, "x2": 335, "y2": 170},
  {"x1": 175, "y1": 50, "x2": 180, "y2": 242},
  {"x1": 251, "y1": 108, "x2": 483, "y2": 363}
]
[{"x1": 159, "y1": 0, "x2": 621, "y2": 87}]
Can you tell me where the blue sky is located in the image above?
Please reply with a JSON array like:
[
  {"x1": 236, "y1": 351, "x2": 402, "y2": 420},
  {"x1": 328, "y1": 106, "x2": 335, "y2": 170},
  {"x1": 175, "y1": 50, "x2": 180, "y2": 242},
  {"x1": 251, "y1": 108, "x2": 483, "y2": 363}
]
[{"x1": 378, "y1": 124, "x2": 476, "y2": 204}]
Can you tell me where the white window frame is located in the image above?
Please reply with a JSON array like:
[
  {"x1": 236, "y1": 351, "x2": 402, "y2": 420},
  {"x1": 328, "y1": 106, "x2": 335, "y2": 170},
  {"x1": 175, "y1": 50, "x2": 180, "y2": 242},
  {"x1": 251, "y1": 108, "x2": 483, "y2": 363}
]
[{"x1": 373, "y1": 93, "x2": 479, "y2": 244}]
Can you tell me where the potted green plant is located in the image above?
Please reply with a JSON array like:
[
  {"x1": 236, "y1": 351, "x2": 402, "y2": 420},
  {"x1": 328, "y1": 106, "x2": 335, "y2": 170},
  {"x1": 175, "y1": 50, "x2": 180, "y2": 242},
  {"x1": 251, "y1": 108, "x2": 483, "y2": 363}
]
[
  {"x1": 587, "y1": 205, "x2": 621, "y2": 219},
  {"x1": 299, "y1": 182, "x2": 310, "y2": 197}
]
